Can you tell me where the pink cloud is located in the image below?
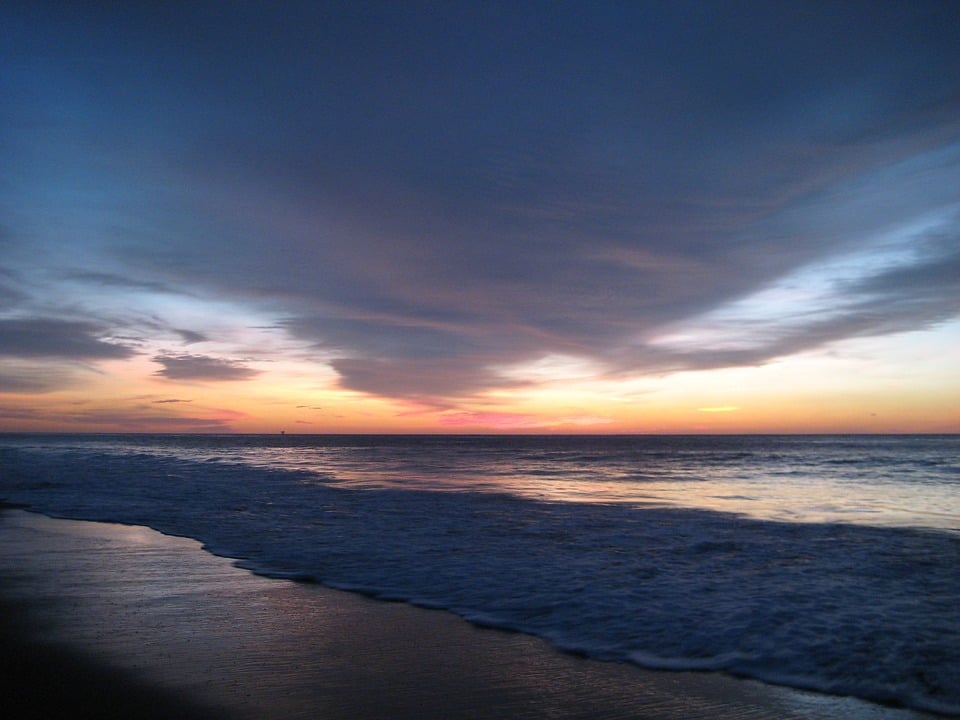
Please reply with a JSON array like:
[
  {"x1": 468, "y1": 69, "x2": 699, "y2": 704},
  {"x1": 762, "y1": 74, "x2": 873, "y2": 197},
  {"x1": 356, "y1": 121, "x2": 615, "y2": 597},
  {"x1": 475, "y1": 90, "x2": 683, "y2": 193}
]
[
  {"x1": 439, "y1": 412, "x2": 545, "y2": 429},
  {"x1": 438, "y1": 412, "x2": 613, "y2": 430}
]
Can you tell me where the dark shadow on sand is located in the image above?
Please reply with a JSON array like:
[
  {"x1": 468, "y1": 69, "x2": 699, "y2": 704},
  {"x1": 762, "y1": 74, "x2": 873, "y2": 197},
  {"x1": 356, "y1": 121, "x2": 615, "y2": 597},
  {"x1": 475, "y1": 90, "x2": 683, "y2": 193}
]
[{"x1": 0, "y1": 592, "x2": 227, "y2": 720}]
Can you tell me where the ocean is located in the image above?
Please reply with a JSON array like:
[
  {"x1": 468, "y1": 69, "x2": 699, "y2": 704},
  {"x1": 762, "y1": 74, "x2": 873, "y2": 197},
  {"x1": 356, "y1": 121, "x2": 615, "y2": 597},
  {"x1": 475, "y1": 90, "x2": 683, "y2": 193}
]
[{"x1": 1, "y1": 433, "x2": 957, "y2": 715}]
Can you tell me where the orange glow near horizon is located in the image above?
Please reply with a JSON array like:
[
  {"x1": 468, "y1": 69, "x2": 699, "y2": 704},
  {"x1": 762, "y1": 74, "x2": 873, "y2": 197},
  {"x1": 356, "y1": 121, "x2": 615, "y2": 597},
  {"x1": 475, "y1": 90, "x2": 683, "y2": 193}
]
[{"x1": 4, "y1": 326, "x2": 957, "y2": 435}]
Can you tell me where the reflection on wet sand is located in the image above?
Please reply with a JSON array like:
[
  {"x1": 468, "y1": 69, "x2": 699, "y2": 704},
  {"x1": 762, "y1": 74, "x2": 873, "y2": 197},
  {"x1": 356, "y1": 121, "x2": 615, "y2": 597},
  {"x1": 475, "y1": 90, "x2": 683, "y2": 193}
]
[{"x1": 0, "y1": 510, "x2": 934, "y2": 720}]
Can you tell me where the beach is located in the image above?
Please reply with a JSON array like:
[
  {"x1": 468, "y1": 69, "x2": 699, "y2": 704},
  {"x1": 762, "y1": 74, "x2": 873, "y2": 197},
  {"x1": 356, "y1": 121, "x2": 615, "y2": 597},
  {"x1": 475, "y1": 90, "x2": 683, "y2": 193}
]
[{"x1": 0, "y1": 508, "x2": 937, "y2": 720}]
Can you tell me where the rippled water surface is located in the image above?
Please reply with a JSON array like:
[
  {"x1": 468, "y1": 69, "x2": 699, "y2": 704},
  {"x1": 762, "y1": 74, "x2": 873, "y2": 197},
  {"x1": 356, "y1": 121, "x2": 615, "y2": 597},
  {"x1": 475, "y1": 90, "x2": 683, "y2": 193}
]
[
  {"x1": 2, "y1": 433, "x2": 958, "y2": 715},
  {"x1": 8, "y1": 433, "x2": 956, "y2": 530}
]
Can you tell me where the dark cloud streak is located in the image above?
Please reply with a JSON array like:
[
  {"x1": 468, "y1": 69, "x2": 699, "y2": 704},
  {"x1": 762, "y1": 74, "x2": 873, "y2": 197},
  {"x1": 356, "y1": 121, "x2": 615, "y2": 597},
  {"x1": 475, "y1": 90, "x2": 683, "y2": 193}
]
[
  {"x1": 0, "y1": 367, "x2": 72, "y2": 394},
  {"x1": 0, "y1": 319, "x2": 134, "y2": 360},
  {"x1": 176, "y1": 329, "x2": 208, "y2": 344},
  {"x1": 153, "y1": 354, "x2": 259, "y2": 382},
  {"x1": 0, "y1": 404, "x2": 235, "y2": 432}
]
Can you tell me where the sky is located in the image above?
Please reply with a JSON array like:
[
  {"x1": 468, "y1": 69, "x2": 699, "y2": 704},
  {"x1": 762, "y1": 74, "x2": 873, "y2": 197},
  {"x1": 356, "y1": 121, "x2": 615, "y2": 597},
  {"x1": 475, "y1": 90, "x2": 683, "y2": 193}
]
[{"x1": 1, "y1": 1, "x2": 959, "y2": 434}]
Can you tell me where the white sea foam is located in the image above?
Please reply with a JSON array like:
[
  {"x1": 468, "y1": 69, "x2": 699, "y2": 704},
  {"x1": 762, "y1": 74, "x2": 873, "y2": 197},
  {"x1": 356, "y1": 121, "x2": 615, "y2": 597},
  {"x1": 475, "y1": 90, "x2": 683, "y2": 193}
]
[{"x1": 1, "y1": 435, "x2": 958, "y2": 715}]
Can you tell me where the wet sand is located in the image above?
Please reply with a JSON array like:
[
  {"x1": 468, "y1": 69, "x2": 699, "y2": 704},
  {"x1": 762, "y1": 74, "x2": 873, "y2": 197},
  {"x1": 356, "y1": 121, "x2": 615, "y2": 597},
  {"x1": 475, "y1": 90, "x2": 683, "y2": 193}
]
[{"x1": 0, "y1": 509, "x2": 937, "y2": 720}]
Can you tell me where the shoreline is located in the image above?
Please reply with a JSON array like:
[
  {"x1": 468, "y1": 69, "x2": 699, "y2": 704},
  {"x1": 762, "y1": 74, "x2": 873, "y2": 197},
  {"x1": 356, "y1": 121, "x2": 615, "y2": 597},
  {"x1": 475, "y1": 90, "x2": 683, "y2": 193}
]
[{"x1": 0, "y1": 509, "x2": 940, "y2": 720}]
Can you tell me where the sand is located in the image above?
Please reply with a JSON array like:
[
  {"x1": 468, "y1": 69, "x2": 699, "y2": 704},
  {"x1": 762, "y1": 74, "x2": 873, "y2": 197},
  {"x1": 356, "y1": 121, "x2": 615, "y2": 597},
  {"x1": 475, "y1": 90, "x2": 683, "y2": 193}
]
[{"x1": 0, "y1": 509, "x2": 937, "y2": 720}]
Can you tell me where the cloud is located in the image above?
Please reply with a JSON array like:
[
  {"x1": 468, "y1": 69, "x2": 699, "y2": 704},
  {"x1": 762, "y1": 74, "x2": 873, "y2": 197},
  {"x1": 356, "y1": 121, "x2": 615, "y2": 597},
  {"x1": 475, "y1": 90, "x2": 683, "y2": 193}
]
[
  {"x1": 438, "y1": 411, "x2": 614, "y2": 430},
  {"x1": 2, "y1": 2, "x2": 959, "y2": 408},
  {"x1": 0, "y1": 404, "x2": 242, "y2": 432},
  {"x1": 320, "y1": 214, "x2": 960, "y2": 400},
  {"x1": 438, "y1": 412, "x2": 551, "y2": 430},
  {"x1": 64, "y1": 271, "x2": 177, "y2": 294},
  {"x1": 847, "y1": 232, "x2": 960, "y2": 319},
  {"x1": 153, "y1": 353, "x2": 259, "y2": 382},
  {"x1": 176, "y1": 329, "x2": 208, "y2": 344},
  {"x1": 329, "y1": 357, "x2": 509, "y2": 403},
  {"x1": 0, "y1": 366, "x2": 71, "y2": 394},
  {"x1": 69, "y1": 413, "x2": 236, "y2": 431},
  {"x1": 0, "y1": 318, "x2": 135, "y2": 359},
  {"x1": 630, "y1": 223, "x2": 960, "y2": 376},
  {"x1": 152, "y1": 398, "x2": 192, "y2": 404},
  {"x1": 0, "y1": 282, "x2": 25, "y2": 309}
]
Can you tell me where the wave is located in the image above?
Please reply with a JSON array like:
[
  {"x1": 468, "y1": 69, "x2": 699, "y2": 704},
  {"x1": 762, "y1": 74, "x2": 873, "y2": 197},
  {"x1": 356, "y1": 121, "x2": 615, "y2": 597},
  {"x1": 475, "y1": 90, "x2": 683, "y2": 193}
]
[{"x1": 1, "y1": 441, "x2": 958, "y2": 715}]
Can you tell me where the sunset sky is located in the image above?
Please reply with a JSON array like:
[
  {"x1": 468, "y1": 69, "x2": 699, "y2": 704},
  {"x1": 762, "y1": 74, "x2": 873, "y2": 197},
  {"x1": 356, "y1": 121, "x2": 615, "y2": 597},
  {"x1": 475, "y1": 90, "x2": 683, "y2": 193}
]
[{"x1": 1, "y1": 1, "x2": 958, "y2": 434}]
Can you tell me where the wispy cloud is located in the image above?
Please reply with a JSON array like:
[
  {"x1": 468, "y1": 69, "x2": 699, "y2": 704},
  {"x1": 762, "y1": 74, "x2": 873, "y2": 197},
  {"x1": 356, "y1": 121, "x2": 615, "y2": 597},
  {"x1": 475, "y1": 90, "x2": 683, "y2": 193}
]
[
  {"x1": 438, "y1": 412, "x2": 558, "y2": 430},
  {"x1": 0, "y1": 403, "x2": 243, "y2": 432},
  {"x1": 176, "y1": 329, "x2": 209, "y2": 344},
  {"x1": 628, "y1": 219, "x2": 960, "y2": 377},
  {"x1": 0, "y1": 366, "x2": 76, "y2": 394},
  {"x1": 438, "y1": 411, "x2": 614, "y2": 430},
  {"x1": 63, "y1": 271, "x2": 177, "y2": 295},
  {"x1": 0, "y1": 319, "x2": 134, "y2": 360}
]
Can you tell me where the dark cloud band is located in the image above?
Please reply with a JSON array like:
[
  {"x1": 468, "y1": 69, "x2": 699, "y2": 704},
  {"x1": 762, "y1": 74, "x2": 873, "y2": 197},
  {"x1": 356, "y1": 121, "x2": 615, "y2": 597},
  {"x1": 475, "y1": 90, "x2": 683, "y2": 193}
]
[{"x1": 153, "y1": 354, "x2": 259, "y2": 382}]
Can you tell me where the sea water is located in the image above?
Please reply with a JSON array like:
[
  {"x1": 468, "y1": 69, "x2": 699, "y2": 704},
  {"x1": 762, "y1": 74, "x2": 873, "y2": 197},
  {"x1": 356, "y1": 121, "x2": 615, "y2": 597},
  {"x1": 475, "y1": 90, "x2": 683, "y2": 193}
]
[{"x1": 1, "y1": 434, "x2": 958, "y2": 715}]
